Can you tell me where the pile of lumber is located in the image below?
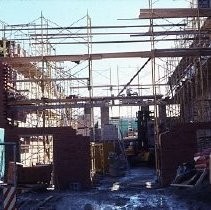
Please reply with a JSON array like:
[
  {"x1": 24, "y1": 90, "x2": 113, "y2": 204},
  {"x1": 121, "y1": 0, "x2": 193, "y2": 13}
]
[
  {"x1": 171, "y1": 148, "x2": 211, "y2": 188},
  {"x1": 194, "y1": 148, "x2": 211, "y2": 170}
]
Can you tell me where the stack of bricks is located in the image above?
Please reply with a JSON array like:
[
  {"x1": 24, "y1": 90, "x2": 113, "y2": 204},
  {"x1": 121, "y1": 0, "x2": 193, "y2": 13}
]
[
  {"x1": 157, "y1": 125, "x2": 197, "y2": 186},
  {"x1": 54, "y1": 131, "x2": 91, "y2": 190}
]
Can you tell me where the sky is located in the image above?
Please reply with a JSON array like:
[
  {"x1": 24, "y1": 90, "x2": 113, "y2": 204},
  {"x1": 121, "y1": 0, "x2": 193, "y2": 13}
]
[
  {"x1": 0, "y1": 0, "x2": 189, "y2": 24},
  {"x1": 0, "y1": 0, "x2": 191, "y2": 118}
]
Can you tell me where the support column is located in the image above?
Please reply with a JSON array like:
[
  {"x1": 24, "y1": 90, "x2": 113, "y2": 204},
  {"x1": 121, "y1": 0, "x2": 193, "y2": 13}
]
[
  {"x1": 158, "y1": 104, "x2": 166, "y2": 129},
  {"x1": 84, "y1": 107, "x2": 91, "y2": 136},
  {"x1": 100, "y1": 106, "x2": 109, "y2": 128}
]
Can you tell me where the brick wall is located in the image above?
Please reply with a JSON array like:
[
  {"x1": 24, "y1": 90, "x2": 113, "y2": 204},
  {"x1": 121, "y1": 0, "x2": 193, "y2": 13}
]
[
  {"x1": 54, "y1": 133, "x2": 91, "y2": 190},
  {"x1": 157, "y1": 124, "x2": 198, "y2": 186},
  {"x1": 3, "y1": 127, "x2": 91, "y2": 190}
]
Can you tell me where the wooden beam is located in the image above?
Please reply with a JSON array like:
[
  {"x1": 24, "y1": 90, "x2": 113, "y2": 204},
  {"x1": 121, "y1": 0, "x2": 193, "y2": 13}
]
[
  {"x1": 139, "y1": 8, "x2": 211, "y2": 19},
  {"x1": 8, "y1": 100, "x2": 159, "y2": 110},
  {"x1": 2, "y1": 48, "x2": 211, "y2": 64},
  {"x1": 8, "y1": 95, "x2": 163, "y2": 106}
]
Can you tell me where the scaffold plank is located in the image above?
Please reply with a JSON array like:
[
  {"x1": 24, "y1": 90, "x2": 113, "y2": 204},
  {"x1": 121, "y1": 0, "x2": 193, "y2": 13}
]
[
  {"x1": 1, "y1": 48, "x2": 211, "y2": 64},
  {"x1": 139, "y1": 8, "x2": 211, "y2": 19},
  {"x1": 8, "y1": 100, "x2": 161, "y2": 110},
  {"x1": 8, "y1": 94, "x2": 163, "y2": 105}
]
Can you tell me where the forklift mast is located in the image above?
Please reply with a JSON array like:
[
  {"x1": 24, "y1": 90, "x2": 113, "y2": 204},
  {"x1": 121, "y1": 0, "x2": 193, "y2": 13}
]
[{"x1": 136, "y1": 106, "x2": 153, "y2": 149}]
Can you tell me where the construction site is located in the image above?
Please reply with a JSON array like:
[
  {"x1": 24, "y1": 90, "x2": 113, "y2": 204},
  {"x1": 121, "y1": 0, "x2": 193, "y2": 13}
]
[{"x1": 0, "y1": 0, "x2": 211, "y2": 209}]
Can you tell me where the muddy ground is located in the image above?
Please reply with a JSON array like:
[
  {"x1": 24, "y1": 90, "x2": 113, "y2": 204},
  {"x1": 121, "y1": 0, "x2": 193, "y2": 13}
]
[{"x1": 5, "y1": 167, "x2": 211, "y2": 209}]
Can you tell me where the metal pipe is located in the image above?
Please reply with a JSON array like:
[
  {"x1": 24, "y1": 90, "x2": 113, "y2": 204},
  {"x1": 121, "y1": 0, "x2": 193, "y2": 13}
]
[
  {"x1": 14, "y1": 77, "x2": 89, "y2": 82},
  {"x1": 68, "y1": 83, "x2": 167, "y2": 89},
  {"x1": 30, "y1": 37, "x2": 209, "y2": 45},
  {"x1": 0, "y1": 23, "x2": 187, "y2": 31},
  {"x1": 131, "y1": 30, "x2": 211, "y2": 37},
  {"x1": 27, "y1": 29, "x2": 211, "y2": 37},
  {"x1": 13, "y1": 144, "x2": 17, "y2": 187}
]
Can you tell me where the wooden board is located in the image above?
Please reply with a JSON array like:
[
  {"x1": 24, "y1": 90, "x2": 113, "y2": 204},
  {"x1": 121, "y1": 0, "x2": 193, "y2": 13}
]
[
  {"x1": 2, "y1": 48, "x2": 211, "y2": 64},
  {"x1": 139, "y1": 8, "x2": 211, "y2": 19}
]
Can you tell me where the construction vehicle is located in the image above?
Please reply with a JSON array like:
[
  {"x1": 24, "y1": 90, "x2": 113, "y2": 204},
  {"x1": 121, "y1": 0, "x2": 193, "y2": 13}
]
[{"x1": 124, "y1": 106, "x2": 155, "y2": 166}]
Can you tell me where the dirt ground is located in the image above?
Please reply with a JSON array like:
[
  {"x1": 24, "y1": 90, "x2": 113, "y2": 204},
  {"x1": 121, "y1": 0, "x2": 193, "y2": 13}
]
[{"x1": 7, "y1": 167, "x2": 211, "y2": 209}]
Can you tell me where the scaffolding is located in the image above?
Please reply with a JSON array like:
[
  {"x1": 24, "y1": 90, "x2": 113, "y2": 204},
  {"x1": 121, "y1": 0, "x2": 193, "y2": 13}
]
[
  {"x1": 1, "y1": 1, "x2": 211, "y2": 165},
  {"x1": 0, "y1": 14, "x2": 94, "y2": 166},
  {"x1": 137, "y1": 0, "x2": 211, "y2": 128},
  {"x1": 165, "y1": 1, "x2": 211, "y2": 125},
  {"x1": 2, "y1": 16, "x2": 96, "y2": 124}
]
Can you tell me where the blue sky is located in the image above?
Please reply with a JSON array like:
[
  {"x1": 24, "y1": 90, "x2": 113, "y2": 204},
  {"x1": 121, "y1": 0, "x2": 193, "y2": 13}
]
[{"x1": 0, "y1": 0, "x2": 188, "y2": 25}]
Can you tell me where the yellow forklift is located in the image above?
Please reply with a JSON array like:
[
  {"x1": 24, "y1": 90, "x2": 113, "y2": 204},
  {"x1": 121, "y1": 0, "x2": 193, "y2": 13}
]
[{"x1": 124, "y1": 106, "x2": 155, "y2": 166}]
